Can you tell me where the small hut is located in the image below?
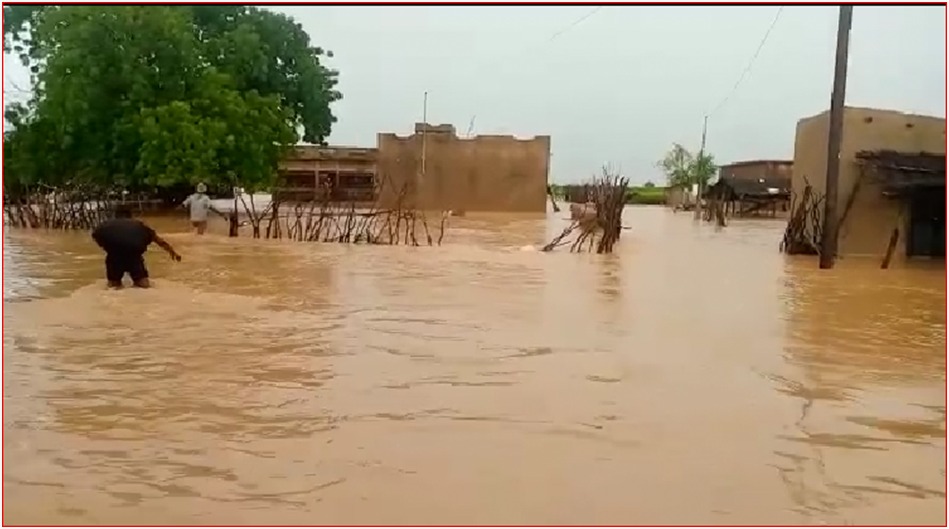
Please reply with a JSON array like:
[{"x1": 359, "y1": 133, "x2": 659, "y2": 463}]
[{"x1": 704, "y1": 174, "x2": 790, "y2": 218}]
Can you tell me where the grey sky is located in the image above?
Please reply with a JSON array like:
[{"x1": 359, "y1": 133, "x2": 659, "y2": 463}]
[{"x1": 3, "y1": 5, "x2": 946, "y2": 184}]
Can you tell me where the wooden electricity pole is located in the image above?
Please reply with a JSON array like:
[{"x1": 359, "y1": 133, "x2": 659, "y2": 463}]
[
  {"x1": 693, "y1": 115, "x2": 709, "y2": 221},
  {"x1": 416, "y1": 91, "x2": 428, "y2": 209},
  {"x1": 819, "y1": 5, "x2": 854, "y2": 269},
  {"x1": 421, "y1": 91, "x2": 428, "y2": 183}
]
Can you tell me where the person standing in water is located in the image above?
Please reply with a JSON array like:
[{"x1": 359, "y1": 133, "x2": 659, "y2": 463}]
[
  {"x1": 182, "y1": 183, "x2": 225, "y2": 235},
  {"x1": 92, "y1": 205, "x2": 182, "y2": 289}
]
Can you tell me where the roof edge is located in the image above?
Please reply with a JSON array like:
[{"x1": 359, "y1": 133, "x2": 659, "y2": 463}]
[{"x1": 720, "y1": 159, "x2": 793, "y2": 168}]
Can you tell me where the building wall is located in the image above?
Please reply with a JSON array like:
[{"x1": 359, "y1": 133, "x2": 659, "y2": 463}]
[
  {"x1": 791, "y1": 106, "x2": 947, "y2": 259},
  {"x1": 718, "y1": 160, "x2": 793, "y2": 184},
  {"x1": 562, "y1": 185, "x2": 591, "y2": 204},
  {"x1": 277, "y1": 145, "x2": 378, "y2": 202},
  {"x1": 377, "y1": 123, "x2": 551, "y2": 212},
  {"x1": 665, "y1": 185, "x2": 698, "y2": 208}
]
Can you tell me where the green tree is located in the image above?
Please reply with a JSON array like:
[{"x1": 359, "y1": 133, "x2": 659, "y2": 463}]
[
  {"x1": 2, "y1": 5, "x2": 340, "y2": 197},
  {"x1": 690, "y1": 151, "x2": 718, "y2": 187},
  {"x1": 657, "y1": 143, "x2": 694, "y2": 188},
  {"x1": 656, "y1": 144, "x2": 717, "y2": 188},
  {"x1": 643, "y1": 181, "x2": 656, "y2": 188}
]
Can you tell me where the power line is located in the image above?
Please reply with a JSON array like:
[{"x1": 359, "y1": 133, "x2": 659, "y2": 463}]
[
  {"x1": 706, "y1": 7, "x2": 784, "y2": 118},
  {"x1": 450, "y1": 7, "x2": 605, "y2": 84},
  {"x1": 489, "y1": 6, "x2": 605, "y2": 67},
  {"x1": 4, "y1": 73, "x2": 31, "y2": 95},
  {"x1": 547, "y1": 6, "x2": 603, "y2": 42},
  {"x1": 455, "y1": 6, "x2": 605, "y2": 135}
]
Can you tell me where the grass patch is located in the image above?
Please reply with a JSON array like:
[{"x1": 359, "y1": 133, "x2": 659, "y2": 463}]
[
  {"x1": 626, "y1": 186, "x2": 667, "y2": 205},
  {"x1": 549, "y1": 184, "x2": 668, "y2": 205}
]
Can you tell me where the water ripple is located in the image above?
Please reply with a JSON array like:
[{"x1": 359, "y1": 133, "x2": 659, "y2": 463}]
[{"x1": 3, "y1": 208, "x2": 945, "y2": 525}]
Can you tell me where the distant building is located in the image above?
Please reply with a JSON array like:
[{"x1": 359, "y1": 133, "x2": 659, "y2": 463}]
[
  {"x1": 562, "y1": 185, "x2": 593, "y2": 204},
  {"x1": 790, "y1": 106, "x2": 946, "y2": 261},
  {"x1": 275, "y1": 123, "x2": 551, "y2": 213},
  {"x1": 706, "y1": 159, "x2": 793, "y2": 217},
  {"x1": 376, "y1": 123, "x2": 550, "y2": 213},
  {"x1": 664, "y1": 185, "x2": 698, "y2": 210},
  {"x1": 717, "y1": 159, "x2": 793, "y2": 185},
  {"x1": 276, "y1": 145, "x2": 378, "y2": 203}
]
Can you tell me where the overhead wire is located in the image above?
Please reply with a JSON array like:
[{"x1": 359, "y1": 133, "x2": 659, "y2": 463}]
[
  {"x1": 706, "y1": 6, "x2": 784, "y2": 119},
  {"x1": 445, "y1": 6, "x2": 606, "y2": 87},
  {"x1": 4, "y1": 73, "x2": 30, "y2": 95},
  {"x1": 458, "y1": 6, "x2": 605, "y2": 136},
  {"x1": 547, "y1": 6, "x2": 603, "y2": 43}
]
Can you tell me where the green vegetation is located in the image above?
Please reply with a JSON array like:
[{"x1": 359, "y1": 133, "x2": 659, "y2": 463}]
[
  {"x1": 3, "y1": 5, "x2": 340, "y2": 200},
  {"x1": 553, "y1": 144, "x2": 717, "y2": 208},
  {"x1": 548, "y1": 184, "x2": 566, "y2": 199},
  {"x1": 656, "y1": 143, "x2": 717, "y2": 188},
  {"x1": 625, "y1": 185, "x2": 667, "y2": 205},
  {"x1": 549, "y1": 183, "x2": 666, "y2": 205}
]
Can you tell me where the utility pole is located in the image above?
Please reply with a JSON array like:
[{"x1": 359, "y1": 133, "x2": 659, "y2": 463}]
[
  {"x1": 819, "y1": 5, "x2": 854, "y2": 269},
  {"x1": 418, "y1": 91, "x2": 428, "y2": 209},
  {"x1": 421, "y1": 91, "x2": 428, "y2": 182},
  {"x1": 693, "y1": 115, "x2": 709, "y2": 221}
]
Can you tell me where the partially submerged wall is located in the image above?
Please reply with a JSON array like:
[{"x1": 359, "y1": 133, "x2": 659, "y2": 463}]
[
  {"x1": 377, "y1": 123, "x2": 550, "y2": 212},
  {"x1": 792, "y1": 106, "x2": 946, "y2": 259},
  {"x1": 718, "y1": 160, "x2": 793, "y2": 186},
  {"x1": 277, "y1": 145, "x2": 378, "y2": 202}
]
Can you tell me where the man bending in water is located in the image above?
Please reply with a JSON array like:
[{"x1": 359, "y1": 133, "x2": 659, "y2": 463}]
[{"x1": 92, "y1": 206, "x2": 182, "y2": 289}]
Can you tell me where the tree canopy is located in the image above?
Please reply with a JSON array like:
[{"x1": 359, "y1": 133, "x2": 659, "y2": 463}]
[
  {"x1": 3, "y1": 5, "x2": 340, "y2": 196},
  {"x1": 656, "y1": 143, "x2": 717, "y2": 188}
]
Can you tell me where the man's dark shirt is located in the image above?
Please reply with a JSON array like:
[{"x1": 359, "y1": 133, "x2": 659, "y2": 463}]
[{"x1": 92, "y1": 218, "x2": 156, "y2": 255}]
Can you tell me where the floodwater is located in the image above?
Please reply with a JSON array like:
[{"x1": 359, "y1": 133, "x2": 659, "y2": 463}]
[{"x1": 3, "y1": 206, "x2": 946, "y2": 525}]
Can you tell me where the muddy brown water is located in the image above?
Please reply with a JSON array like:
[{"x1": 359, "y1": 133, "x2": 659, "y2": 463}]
[{"x1": 3, "y1": 206, "x2": 946, "y2": 525}]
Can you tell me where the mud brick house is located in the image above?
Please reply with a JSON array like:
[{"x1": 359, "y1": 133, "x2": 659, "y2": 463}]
[
  {"x1": 790, "y1": 107, "x2": 946, "y2": 261},
  {"x1": 706, "y1": 159, "x2": 793, "y2": 217},
  {"x1": 276, "y1": 123, "x2": 551, "y2": 213}
]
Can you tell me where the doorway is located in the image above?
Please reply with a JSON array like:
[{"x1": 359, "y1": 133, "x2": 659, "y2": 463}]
[{"x1": 906, "y1": 186, "x2": 946, "y2": 258}]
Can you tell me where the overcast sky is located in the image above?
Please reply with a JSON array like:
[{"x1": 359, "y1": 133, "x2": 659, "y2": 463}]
[{"x1": 3, "y1": 5, "x2": 946, "y2": 184}]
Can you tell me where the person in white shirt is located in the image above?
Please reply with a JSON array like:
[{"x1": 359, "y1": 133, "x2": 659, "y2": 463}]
[{"x1": 182, "y1": 183, "x2": 224, "y2": 235}]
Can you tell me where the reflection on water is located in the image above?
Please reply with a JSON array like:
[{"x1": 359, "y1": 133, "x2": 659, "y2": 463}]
[{"x1": 3, "y1": 207, "x2": 945, "y2": 525}]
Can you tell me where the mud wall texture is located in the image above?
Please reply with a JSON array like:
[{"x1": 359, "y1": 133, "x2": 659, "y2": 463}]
[
  {"x1": 276, "y1": 146, "x2": 379, "y2": 202},
  {"x1": 719, "y1": 160, "x2": 793, "y2": 185},
  {"x1": 792, "y1": 107, "x2": 946, "y2": 260},
  {"x1": 376, "y1": 123, "x2": 551, "y2": 213},
  {"x1": 280, "y1": 145, "x2": 377, "y2": 172}
]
